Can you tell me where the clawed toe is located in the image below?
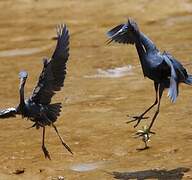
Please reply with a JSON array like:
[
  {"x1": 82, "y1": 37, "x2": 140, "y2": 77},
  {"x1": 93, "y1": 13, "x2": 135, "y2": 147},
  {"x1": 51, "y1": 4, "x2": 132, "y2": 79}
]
[
  {"x1": 134, "y1": 126, "x2": 155, "y2": 138},
  {"x1": 61, "y1": 142, "x2": 73, "y2": 155},
  {"x1": 132, "y1": 116, "x2": 149, "y2": 120},
  {"x1": 134, "y1": 126, "x2": 155, "y2": 149},
  {"x1": 42, "y1": 146, "x2": 51, "y2": 160},
  {"x1": 126, "y1": 115, "x2": 149, "y2": 127}
]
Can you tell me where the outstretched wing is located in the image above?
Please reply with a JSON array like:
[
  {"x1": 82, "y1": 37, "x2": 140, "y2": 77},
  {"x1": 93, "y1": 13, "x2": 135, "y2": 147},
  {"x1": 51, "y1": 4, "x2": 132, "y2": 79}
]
[
  {"x1": 106, "y1": 19, "x2": 139, "y2": 44},
  {"x1": 0, "y1": 107, "x2": 17, "y2": 118},
  {"x1": 30, "y1": 24, "x2": 69, "y2": 105}
]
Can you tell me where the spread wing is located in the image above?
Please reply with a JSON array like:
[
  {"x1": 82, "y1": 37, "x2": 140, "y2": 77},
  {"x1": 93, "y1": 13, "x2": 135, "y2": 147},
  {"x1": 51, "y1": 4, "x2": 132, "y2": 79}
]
[
  {"x1": 0, "y1": 107, "x2": 17, "y2": 118},
  {"x1": 30, "y1": 24, "x2": 70, "y2": 105},
  {"x1": 106, "y1": 19, "x2": 139, "y2": 44}
]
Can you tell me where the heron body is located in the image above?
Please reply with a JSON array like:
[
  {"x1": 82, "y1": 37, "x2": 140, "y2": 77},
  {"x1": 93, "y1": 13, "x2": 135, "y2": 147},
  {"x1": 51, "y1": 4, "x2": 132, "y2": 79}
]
[
  {"x1": 0, "y1": 24, "x2": 72, "y2": 159},
  {"x1": 107, "y1": 19, "x2": 192, "y2": 132},
  {"x1": 17, "y1": 99, "x2": 61, "y2": 128}
]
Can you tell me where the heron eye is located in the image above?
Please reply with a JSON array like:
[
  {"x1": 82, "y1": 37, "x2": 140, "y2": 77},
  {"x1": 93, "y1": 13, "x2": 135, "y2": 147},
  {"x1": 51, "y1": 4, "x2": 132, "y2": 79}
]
[{"x1": 121, "y1": 26, "x2": 128, "y2": 34}]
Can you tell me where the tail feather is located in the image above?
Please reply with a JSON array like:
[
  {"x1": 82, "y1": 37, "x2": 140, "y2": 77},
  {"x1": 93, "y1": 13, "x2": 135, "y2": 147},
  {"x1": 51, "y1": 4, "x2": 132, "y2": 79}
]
[{"x1": 185, "y1": 75, "x2": 192, "y2": 85}]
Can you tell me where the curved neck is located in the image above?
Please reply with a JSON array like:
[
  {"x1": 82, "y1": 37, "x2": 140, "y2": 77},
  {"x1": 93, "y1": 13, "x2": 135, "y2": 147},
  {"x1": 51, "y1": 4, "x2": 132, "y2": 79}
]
[
  {"x1": 135, "y1": 42, "x2": 148, "y2": 76},
  {"x1": 139, "y1": 32, "x2": 157, "y2": 52},
  {"x1": 133, "y1": 31, "x2": 158, "y2": 76},
  {"x1": 19, "y1": 78, "x2": 26, "y2": 110},
  {"x1": 133, "y1": 33, "x2": 148, "y2": 76}
]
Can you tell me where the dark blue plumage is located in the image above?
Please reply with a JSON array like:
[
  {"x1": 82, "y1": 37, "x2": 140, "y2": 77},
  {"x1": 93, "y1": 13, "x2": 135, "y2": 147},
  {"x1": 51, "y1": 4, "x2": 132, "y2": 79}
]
[
  {"x1": 0, "y1": 24, "x2": 72, "y2": 159},
  {"x1": 107, "y1": 19, "x2": 192, "y2": 132}
]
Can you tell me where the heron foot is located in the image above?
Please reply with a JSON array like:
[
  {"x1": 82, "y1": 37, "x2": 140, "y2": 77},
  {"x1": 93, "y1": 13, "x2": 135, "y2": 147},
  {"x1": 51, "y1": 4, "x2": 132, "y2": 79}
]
[
  {"x1": 127, "y1": 115, "x2": 149, "y2": 128},
  {"x1": 134, "y1": 126, "x2": 155, "y2": 150},
  {"x1": 61, "y1": 141, "x2": 73, "y2": 155},
  {"x1": 42, "y1": 146, "x2": 51, "y2": 160}
]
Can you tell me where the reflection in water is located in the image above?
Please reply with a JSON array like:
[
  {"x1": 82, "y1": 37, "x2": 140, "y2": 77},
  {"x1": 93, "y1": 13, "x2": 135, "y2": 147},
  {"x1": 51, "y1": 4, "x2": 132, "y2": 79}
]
[
  {"x1": 112, "y1": 167, "x2": 190, "y2": 180},
  {"x1": 84, "y1": 65, "x2": 133, "y2": 78},
  {"x1": 0, "y1": 45, "x2": 52, "y2": 57},
  {"x1": 70, "y1": 161, "x2": 106, "y2": 172}
]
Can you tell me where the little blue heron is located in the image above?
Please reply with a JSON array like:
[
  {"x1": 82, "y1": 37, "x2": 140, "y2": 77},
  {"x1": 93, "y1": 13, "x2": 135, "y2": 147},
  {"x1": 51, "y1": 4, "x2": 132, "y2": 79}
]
[
  {"x1": 107, "y1": 19, "x2": 192, "y2": 135},
  {"x1": 0, "y1": 24, "x2": 72, "y2": 159}
]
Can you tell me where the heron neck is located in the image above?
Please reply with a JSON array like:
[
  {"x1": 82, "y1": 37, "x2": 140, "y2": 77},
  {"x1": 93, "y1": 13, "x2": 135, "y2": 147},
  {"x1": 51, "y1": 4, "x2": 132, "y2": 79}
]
[
  {"x1": 138, "y1": 32, "x2": 158, "y2": 53},
  {"x1": 19, "y1": 80, "x2": 26, "y2": 110},
  {"x1": 135, "y1": 39, "x2": 148, "y2": 76}
]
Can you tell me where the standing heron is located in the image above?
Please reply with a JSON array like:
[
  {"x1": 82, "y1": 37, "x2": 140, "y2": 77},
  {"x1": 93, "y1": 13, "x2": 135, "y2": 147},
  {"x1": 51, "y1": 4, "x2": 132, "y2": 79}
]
[
  {"x1": 0, "y1": 24, "x2": 72, "y2": 159},
  {"x1": 106, "y1": 19, "x2": 192, "y2": 135}
]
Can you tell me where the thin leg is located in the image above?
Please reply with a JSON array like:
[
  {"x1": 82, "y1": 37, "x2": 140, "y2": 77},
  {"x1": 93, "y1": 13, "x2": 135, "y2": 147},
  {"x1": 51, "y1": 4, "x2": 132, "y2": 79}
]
[
  {"x1": 52, "y1": 123, "x2": 73, "y2": 155},
  {"x1": 148, "y1": 85, "x2": 164, "y2": 131},
  {"x1": 42, "y1": 127, "x2": 51, "y2": 160},
  {"x1": 127, "y1": 82, "x2": 159, "y2": 127}
]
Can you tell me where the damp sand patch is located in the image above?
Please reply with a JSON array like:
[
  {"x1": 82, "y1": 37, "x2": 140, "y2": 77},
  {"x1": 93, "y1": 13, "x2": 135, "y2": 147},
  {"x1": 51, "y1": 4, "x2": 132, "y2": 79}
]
[
  {"x1": 70, "y1": 161, "x2": 107, "y2": 172},
  {"x1": 84, "y1": 65, "x2": 133, "y2": 78},
  {"x1": 0, "y1": 45, "x2": 52, "y2": 57}
]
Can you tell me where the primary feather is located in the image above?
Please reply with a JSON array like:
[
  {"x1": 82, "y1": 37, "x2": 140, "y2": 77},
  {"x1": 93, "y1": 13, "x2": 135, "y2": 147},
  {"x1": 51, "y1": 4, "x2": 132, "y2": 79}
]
[{"x1": 30, "y1": 24, "x2": 69, "y2": 105}]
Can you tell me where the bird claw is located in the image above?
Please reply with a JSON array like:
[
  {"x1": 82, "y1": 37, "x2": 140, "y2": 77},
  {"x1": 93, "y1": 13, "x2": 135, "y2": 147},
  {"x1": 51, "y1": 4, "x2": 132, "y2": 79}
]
[
  {"x1": 42, "y1": 146, "x2": 51, "y2": 160},
  {"x1": 61, "y1": 142, "x2": 73, "y2": 155},
  {"x1": 134, "y1": 126, "x2": 155, "y2": 149},
  {"x1": 126, "y1": 115, "x2": 149, "y2": 127},
  {"x1": 134, "y1": 126, "x2": 155, "y2": 138}
]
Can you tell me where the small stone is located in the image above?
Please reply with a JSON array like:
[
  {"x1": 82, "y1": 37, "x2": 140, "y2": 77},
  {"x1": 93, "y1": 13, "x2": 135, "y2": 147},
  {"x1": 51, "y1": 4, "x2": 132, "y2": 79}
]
[
  {"x1": 12, "y1": 168, "x2": 25, "y2": 175},
  {"x1": 57, "y1": 176, "x2": 64, "y2": 180},
  {"x1": 51, "y1": 176, "x2": 65, "y2": 180}
]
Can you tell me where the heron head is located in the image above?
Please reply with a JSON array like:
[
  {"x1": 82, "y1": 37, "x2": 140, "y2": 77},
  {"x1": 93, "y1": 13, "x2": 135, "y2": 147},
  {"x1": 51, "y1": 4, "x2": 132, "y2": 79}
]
[
  {"x1": 19, "y1": 71, "x2": 28, "y2": 79},
  {"x1": 19, "y1": 71, "x2": 28, "y2": 86},
  {"x1": 127, "y1": 18, "x2": 139, "y2": 33}
]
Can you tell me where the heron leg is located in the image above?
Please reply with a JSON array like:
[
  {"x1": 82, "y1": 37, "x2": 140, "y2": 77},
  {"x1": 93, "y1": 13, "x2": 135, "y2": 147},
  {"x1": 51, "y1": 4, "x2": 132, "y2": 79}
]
[
  {"x1": 127, "y1": 82, "x2": 159, "y2": 127},
  {"x1": 52, "y1": 123, "x2": 73, "y2": 155},
  {"x1": 40, "y1": 111, "x2": 73, "y2": 155},
  {"x1": 148, "y1": 85, "x2": 164, "y2": 131},
  {"x1": 42, "y1": 127, "x2": 51, "y2": 160}
]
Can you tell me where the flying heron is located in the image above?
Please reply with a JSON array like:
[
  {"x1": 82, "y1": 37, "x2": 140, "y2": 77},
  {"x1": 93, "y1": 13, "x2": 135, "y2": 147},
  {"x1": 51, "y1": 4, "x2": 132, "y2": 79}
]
[
  {"x1": 0, "y1": 24, "x2": 72, "y2": 159},
  {"x1": 106, "y1": 19, "x2": 192, "y2": 136}
]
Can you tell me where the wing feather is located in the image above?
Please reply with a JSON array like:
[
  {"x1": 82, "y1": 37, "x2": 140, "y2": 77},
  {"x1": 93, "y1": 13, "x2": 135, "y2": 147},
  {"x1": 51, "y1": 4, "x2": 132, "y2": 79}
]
[
  {"x1": 30, "y1": 24, "x2": 69, "y2": 104},
  {"x1": 0, "y1": 107, "x2": 17, "y2": 118},
  {"x1": 163, "y1": 54, "x2": 178, "y2": 103},
  {"x1": 106, "y1": 19, "x2": 139, "y2": 45}
]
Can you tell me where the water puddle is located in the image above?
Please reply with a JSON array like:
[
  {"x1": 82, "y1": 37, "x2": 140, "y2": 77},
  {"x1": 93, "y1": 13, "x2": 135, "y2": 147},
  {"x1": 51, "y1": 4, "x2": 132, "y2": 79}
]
[
  {"x1": 70, "y1": 161, "x2": 106, "y2": 172},
  {"x1": 0, "y1": 45, "x2": 52, "y2": 58},
  {"x1": 84, "y1": 65, "x2": 133, "y2": 78}
]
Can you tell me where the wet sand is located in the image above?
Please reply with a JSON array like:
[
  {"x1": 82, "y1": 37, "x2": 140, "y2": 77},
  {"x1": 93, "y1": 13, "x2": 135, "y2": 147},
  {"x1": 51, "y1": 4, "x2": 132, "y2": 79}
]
[{"x1": 0, "y1": 0, "x2": 192, "y2": 179}]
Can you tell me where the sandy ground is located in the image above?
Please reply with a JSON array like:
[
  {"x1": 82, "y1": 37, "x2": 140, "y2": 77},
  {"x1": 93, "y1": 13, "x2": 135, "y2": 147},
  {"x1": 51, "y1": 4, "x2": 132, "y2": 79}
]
[{"x1": 0, "y1": 0, "x2": 192, "y2": 179}]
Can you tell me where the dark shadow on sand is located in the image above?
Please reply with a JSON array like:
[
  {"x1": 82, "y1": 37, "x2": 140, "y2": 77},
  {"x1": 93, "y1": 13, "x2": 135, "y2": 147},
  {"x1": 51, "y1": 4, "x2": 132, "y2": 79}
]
[{"x1": 112, "y1": 167, "x2": 190, "y2": 180}]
